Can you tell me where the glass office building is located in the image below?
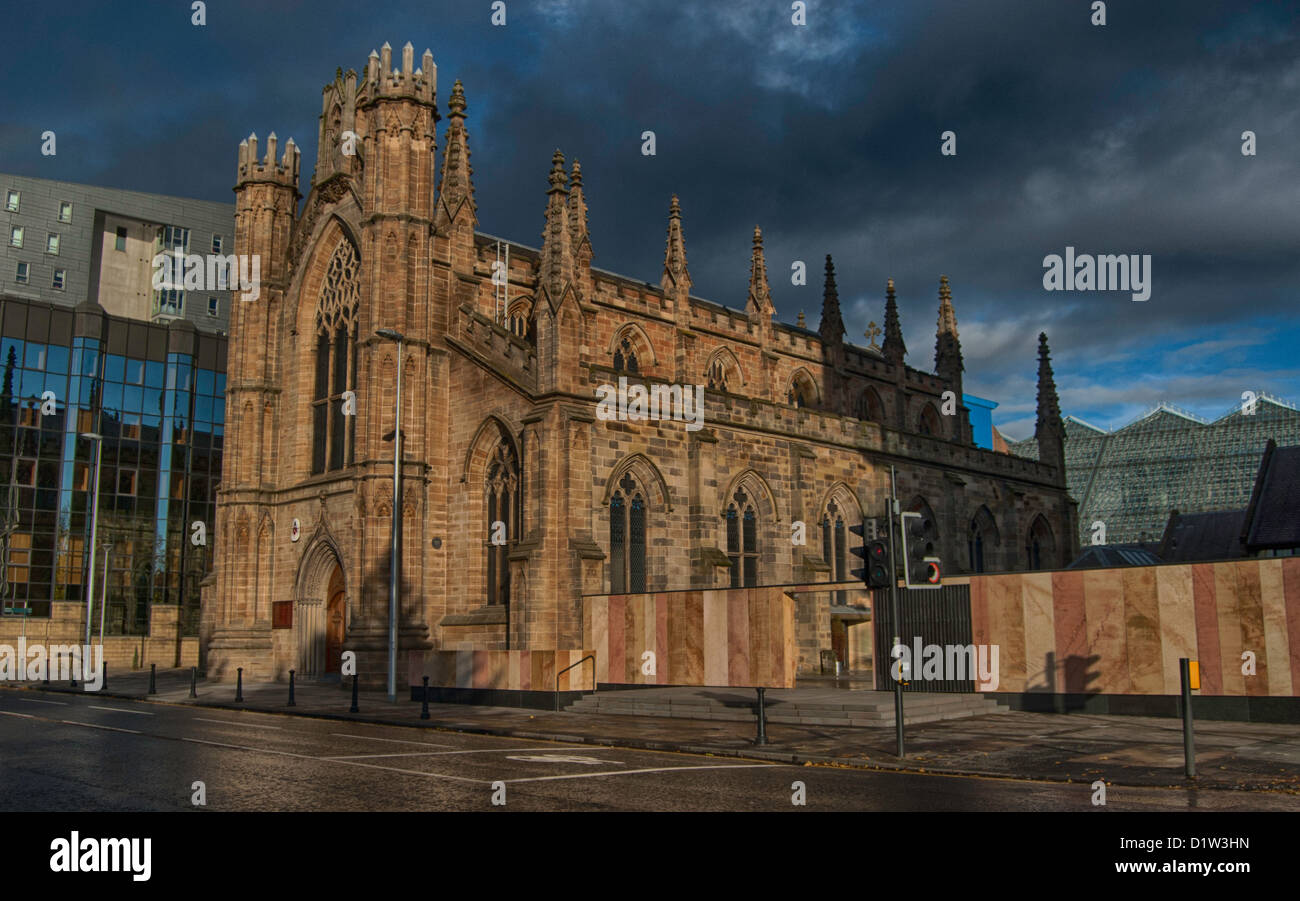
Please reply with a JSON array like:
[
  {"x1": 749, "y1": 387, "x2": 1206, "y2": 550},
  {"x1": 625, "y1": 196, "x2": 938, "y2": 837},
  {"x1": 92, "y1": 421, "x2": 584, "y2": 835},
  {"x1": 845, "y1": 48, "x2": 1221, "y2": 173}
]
[
  {"x1": 1010, "y1": 399, "x2": 1300, "y2": 547},
  {"x1": 0, "y1": 294, "x2": 225, "y2": 635}
]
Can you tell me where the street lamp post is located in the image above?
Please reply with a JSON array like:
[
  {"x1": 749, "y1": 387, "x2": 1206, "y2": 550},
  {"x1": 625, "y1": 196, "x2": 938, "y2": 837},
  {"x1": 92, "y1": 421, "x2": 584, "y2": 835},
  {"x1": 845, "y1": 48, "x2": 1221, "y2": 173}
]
[
  {"x1": 375, "y1": 328, "x2": 405, "y2": 704},
  {"x1": 99, "y1": 543, "x2": 112, "y2": 646},
  {"x1": 81, "y1": 433, "x2": 103, "y2": 655}
]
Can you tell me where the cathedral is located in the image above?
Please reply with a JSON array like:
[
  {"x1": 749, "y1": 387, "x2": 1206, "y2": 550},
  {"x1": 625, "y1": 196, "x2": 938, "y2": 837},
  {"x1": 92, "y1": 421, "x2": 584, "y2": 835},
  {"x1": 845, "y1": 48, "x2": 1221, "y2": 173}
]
[{"x1": 201, "y1": 41, "x2": 1077, "y2": 684}]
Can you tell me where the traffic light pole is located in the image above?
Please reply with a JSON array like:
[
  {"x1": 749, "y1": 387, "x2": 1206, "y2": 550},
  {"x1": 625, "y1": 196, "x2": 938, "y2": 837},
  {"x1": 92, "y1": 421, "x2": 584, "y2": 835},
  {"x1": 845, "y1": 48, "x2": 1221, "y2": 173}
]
[{"x1": 888, "y1": 465, "x2": 905, "y2": 758}]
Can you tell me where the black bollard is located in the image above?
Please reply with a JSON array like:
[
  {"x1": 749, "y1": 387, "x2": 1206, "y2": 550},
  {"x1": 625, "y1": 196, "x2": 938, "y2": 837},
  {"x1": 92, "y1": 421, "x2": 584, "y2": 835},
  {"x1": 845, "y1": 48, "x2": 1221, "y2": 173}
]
[
  {"x1": 288, "y1": 670, "x2": 296, "y2": 707},
  {"x1": 235, "y1": 667, "x2": 244, "y2": 703},
  {"x1": 189, "y1": 666, "x2": 197, "y2": 699},
  {"x1": 349, "y1": 674, "x2": 359, "y2": 713},
  {"x1": 148, "y1": 662, "x2": 156, "y2": 695},
  {"x1": 754, "y1": 687, "x2": 768, "y2": 745},
  {"x1": 1180, "y1": 658, "x2": 1197, "y2": 780},
  {"x1": 420, "y1": 675, "x2": 430, "y2": 720},
  {"x1": 101, "y1": 662, "x2": 107, "y2": 691},
  {"x1": 70, "y1": 652, "x2": 77, "y2": 689}
]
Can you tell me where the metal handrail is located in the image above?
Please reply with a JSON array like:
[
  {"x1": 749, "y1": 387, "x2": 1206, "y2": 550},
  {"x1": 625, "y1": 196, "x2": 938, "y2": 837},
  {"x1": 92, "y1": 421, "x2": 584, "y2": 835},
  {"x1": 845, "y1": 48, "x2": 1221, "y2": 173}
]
[{"x1": 554, "y1": 654, "x2": 596, "y2": 712}]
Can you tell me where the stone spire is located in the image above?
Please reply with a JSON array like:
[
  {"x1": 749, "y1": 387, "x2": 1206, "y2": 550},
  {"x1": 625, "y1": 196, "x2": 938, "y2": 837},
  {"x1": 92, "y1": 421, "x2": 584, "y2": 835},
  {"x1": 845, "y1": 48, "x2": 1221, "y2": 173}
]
[
  {"x1": 567, "y1": 158, "x2": 592, "y2": 270},
  {"x1": 660, "y1": 194, "x2": 691, "y2": 294},
  {"x1": 882, "y1": 278, "x2": 906, "y2": 365},
  {"x1": 436, "y1": 79, "x2": 477, "y2": 227},
  {"x1": 1035, "y1": 332, "x2": 1067, "y2": 478},
  {"x1": 818, "y1": 254, "x2": 845, "y2": 345},
  {"x1": 934, "y1": 275, "x2": 963, "y2": 382},
  {"x1": 746, "y1": 225, "x2": 774, "y2": 320},
  {"x1": 539, "y1": 149, "x2": 574, "y2": 302}
]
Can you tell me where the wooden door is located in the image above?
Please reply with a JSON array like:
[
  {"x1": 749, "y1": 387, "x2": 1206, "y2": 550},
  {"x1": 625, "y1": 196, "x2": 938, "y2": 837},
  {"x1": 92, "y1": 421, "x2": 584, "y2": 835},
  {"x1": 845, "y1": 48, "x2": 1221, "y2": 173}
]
[{"x1": 325, "y1": 565, "x2": 345, "y2": 674}]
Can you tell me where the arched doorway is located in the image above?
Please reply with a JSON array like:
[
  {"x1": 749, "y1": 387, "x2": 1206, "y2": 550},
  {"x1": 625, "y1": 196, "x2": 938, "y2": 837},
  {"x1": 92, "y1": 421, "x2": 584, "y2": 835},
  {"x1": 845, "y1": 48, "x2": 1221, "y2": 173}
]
[
  {"x1": 324, "y1": 563, "x2": 345, "y2": 675},
  {"x1": 294, "y1": 537, "x2": 346, "y2": 679}
]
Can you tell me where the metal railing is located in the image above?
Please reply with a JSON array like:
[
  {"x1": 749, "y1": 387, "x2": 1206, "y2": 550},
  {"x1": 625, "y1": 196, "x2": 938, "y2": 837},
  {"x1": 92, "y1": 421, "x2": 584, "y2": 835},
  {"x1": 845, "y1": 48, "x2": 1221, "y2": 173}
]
[{"x1": 554, "y1": 654, "x2": 596, "y2": 712}]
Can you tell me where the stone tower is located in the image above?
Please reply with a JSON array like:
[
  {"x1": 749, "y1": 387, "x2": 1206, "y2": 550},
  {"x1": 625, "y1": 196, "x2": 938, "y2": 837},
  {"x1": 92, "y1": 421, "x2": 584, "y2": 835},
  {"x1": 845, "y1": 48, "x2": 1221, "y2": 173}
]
[{"x1": 206, "y1": 131, "x2": 300, "y2": 679}]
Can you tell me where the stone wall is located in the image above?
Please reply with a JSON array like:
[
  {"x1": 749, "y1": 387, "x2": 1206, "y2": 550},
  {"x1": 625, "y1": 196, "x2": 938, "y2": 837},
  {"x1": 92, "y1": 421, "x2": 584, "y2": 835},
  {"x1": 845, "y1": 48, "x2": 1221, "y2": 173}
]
[{"x1": 0, "y1": 600, "x2": 198, "y2": 675}]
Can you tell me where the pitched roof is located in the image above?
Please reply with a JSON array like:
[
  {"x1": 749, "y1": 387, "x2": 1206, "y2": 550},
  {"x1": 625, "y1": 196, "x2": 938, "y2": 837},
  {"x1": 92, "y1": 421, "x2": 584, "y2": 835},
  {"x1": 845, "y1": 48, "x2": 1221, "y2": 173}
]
[
  {"x1": 991, "y1": 426, "x2": 1010, "y2": 454},
  {"x1": 1157, "y1": 510, "x2": 1247, "y2": 563},
  {"x1": 1066, "y1": 544, "x2": 1163, "y2": 570},
  {"x1": 1243, "y1": 442, "x2": 1300, "y2": 549}
]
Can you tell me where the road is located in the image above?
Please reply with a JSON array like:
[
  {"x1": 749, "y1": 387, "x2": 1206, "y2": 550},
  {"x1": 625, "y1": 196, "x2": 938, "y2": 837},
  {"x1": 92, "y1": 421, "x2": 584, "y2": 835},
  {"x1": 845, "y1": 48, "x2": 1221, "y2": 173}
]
[{"x1": 1, "y1": 690, "x2": 1296, "y2": 812}]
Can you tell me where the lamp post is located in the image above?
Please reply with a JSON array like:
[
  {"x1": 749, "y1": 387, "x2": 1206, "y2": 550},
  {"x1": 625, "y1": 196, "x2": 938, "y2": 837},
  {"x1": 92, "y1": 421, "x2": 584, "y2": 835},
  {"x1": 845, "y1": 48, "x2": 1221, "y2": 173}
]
[
  {"x1": 99, "y1": 543, "x2": 112, "y2": 646},
  {"x1": 81, "y1": 432, "x2": 103, "y2": 654},
  {"x1": 375, "y1": 328, "x2": 404, "y2": 703}
]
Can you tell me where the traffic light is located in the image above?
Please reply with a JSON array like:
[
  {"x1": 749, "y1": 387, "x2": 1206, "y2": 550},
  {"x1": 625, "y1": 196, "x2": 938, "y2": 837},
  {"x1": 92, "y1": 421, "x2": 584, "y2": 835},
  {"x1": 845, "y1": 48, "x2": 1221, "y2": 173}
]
[
  {"x1": 849, "y1": 522, "x2": 867, "y2": 582},
  {"x1": 850, "y1": 521, "x2": 891, "y2": 588},
  {"x1": 900, "y1": 510, "x2": 942, "y2": 589}
]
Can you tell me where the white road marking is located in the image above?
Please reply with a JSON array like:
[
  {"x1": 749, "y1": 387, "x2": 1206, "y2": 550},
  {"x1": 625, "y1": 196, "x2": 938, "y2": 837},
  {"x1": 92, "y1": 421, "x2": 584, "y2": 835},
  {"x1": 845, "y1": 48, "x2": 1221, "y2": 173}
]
[
  {"x1": 504, "y1": 763, "x2": 785, "y2": 784},
  {"x1": 16, "y1": 697, "x2": 68, "y2": 706},
  {"x1": 328, "y1": 732, "x2": 451, "y2": 748},
  {"x1": 207, "y1": 730, "x2": 292, "y2": 741},
  {"x1": 181, "y1": 736, "x2": 483, "y2": 784},
  {"x1": 0, "y1": 709, "x2": 36, "y2": 719},
  {"x1": 325, "y1": 747, "x2": 590, "y2": 760},
  {"x1": 88, "y1": 706, "x2": 154, "y2": 716},
  {"x1": 194, "y1": 717, "x2": 282, "y2": 730},
  {"x1": 59, "y1": 720, "x2": 141, "y2": 735},
  {"x1": 505, "y1": 754, "x2": 614, "y2": 765}
]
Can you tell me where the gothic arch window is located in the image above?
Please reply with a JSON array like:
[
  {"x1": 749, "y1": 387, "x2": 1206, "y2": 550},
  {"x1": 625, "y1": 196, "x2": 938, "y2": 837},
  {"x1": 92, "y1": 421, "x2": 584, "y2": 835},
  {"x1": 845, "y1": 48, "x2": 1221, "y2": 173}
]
[
  {"x1": 485, "y1": 436, "x2": 521, "y2": 605},
  {"x1": 968, "y1": 506, "x2": 999, "y2": 574},
  {"x1": 613, "y1": 334, "x2": 639, "y2": 374},
  {"x1": 311, "y1": 240, "x2": 360, "y2": 474},
  {"x1": 857, "y1": 387, "x2": 883, "y2": 423},
  {"x1": 725, "y1": 488, "x2": 759, "y2": 588},
  {"x1": 918, "y1": 402, "x2": 942, "y2": 437},
  {"x1": 787, "y1": 369, "x2": 817, "y2": 409},
  {"x1": 705, "y1": 349, "x2": 741, "y2": 394},
  {"x1": 1026, "y1": 514, "x2": 1055, "y2": 571},
  {"x1": 507, "y1": 298, "x2": 534, "y2": 344},
  {"x1": 821, "y1": 499, "x2": 849, "y2": 604},
  {"x1": 707, "y1": 358, "x2": 729, "y2": 392},
  {"x1": 609, "y1": 472, "x2": 647, "y2": 594}
]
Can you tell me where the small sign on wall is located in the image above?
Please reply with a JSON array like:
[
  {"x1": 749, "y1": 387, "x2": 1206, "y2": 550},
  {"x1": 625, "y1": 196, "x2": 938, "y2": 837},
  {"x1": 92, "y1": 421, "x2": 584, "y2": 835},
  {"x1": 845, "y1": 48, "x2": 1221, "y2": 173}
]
[
  {"x1": 272, "y1": 601, "x2": 293, "y2": 629},
  {"x1": 290, "y1": 518, "x2": 301, "y2": 542}
]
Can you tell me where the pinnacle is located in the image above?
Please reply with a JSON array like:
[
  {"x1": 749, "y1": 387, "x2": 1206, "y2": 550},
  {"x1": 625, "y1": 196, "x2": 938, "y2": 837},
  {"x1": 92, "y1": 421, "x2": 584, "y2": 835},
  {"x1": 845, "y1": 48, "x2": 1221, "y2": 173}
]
[{"x1": 449, "y1": 79, "x2": 467, "y2": 114}]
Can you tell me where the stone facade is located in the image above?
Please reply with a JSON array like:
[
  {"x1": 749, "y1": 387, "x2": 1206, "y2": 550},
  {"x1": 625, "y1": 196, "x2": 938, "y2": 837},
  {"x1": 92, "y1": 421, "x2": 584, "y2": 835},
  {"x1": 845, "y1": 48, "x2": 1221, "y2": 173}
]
[{"x1": 201, "y1": 42, "x2": 1078, "y2": 684}]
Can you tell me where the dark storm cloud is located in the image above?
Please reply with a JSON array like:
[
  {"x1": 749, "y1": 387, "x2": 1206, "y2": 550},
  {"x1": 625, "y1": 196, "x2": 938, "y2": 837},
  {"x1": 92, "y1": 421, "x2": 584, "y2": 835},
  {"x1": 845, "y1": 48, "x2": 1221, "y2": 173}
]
[{"x1": 4, "y1": 0, "x2": 1298, "y2": 433}]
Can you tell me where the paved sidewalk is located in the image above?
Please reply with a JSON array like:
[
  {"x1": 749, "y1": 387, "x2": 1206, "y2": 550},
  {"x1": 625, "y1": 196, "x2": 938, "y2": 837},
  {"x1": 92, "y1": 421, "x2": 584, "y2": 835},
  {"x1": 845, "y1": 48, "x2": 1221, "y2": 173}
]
[{"x1": 10, "y1": 668, "x2": 1300, "y2": 794}]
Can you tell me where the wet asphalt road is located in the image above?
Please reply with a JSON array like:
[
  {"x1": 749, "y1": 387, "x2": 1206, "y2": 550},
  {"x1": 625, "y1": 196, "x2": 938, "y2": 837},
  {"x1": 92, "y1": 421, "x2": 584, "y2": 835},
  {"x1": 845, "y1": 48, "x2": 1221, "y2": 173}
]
[{"x1": 1, "y1": 690, "x2": 1296, "y2": 812}]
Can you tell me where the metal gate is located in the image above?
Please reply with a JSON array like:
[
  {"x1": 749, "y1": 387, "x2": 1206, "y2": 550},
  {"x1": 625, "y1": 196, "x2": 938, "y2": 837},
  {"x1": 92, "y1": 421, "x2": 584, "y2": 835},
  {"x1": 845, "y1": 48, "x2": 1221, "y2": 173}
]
[{"x1": 872, "y1": 583, "x2": 974, "y2": 692}]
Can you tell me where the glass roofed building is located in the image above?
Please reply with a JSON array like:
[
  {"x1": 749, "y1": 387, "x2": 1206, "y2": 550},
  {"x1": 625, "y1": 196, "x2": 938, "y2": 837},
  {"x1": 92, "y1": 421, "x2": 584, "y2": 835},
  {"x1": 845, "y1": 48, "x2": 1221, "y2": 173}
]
[{"x1": 1009, "y1": 395, "x2": 1300, "y2": 548}]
